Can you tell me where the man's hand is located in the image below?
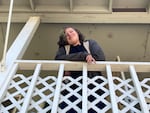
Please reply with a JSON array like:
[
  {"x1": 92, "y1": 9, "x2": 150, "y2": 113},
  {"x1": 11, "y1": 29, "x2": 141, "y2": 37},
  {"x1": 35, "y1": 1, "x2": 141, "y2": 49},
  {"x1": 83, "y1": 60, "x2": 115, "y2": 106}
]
[{"x1": 86, "y1": 54, "x2": 96, "y2": 64}]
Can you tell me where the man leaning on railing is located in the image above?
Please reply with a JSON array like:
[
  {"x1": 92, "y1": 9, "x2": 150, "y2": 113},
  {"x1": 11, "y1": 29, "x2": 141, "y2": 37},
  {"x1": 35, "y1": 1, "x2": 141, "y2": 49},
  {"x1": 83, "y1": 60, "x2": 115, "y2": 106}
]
[{"x1": 55, "y1": 26, "x2": 105, "y2": 78}]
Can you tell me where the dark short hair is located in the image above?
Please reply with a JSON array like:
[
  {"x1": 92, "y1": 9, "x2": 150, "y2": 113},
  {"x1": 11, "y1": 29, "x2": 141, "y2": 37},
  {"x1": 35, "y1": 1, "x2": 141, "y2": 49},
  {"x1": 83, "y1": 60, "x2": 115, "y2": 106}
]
[{"x1": 57, "y1": 27, "x2": 85, "y2": 48}]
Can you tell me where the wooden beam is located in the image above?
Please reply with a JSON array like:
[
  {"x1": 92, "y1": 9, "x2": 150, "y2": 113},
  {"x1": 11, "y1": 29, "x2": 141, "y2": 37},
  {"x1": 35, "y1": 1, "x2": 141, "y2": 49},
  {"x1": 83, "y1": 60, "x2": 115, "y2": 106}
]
[
  {"x1": 69, "y1": 0, "x2": 73, "y2": 12},
  {"x1": 148, "y1": 1, "x2": 150, "y2": 13},
  {"x1": 144, "y1": 26, "x2": 150, "y2": 58},
  {"x1": 0, "y1": 23, "x2": 4, "y2": 59},
  {"x1": 6, "y1": 16, "x2": 40, "y2": 66},
  {"x1": 29, "y1": 0, "x2": 35, "y2": 11},
  {"x1": 15, "y1": 60, "x2": 150, "y2": 72},
  {"x1": 0, "y1": 16, "x2": 40, "y2": 87},
  {"x1": 109, "y1": 0, "x2": 112, "y2": 12},
  {"x1": 0, "y1": 12, "x2": 150, "y2": 24}
]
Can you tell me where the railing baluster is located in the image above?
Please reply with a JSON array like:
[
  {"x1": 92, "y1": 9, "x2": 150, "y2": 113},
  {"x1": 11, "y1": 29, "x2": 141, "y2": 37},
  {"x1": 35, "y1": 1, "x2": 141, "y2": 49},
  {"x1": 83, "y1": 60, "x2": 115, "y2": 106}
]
[
  {"x1": 1, "y1": 60, "x2": 150, "y2": 112},
  {"x1": 21, "y1": 64, "x2": 41, "y2": 113},
  {"x1": 51, "y1": 64, "x2": 64, "y2": 113},
  {"x1": 106, "y1": 64, "x2": 119, "y2": 113},
  {"x1": 116, "y1": 56, "x2": 134, "y2": 113},
  {"x1": 82, "y1": 63, "x2": 88, "y2": 113},
  {"x1": 129, "y1": 65, "x2": 149, "y2": 113}
]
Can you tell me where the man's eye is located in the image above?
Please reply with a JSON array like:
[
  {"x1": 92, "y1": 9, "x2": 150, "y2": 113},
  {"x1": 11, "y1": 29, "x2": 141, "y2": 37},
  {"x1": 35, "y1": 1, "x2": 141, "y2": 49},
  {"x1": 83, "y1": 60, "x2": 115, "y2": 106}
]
[{"x1": 70, "y1": 31, "x2": 73, "y2": 33}]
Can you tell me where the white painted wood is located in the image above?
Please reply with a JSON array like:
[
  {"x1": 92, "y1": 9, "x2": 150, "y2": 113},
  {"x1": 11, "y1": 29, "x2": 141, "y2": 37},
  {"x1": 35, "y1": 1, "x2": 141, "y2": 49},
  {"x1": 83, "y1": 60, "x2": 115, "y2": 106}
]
[
  {"x1": 51, "y1": 64, "x2": 64, "y2": 113},
  {"x1": 109, "y1": 0, "x2": 112, "y2": 12},
  {"x1": 21, "y1": 64, "x2": 41, "y2": 113},
  {"x1": 1, "y1": 0, "x2": 14, "y2": 71},
  {"x1": 0, "y1": 13, "x2": 150, "y2": 23},
  {"x1": 0, "y1": 24, "x2": 4, "y2": 59},
  {"x1": 15, "y1": 60, "x2": 150, "y2": 72},
  {"x1": 129, "y1": 65, "x2": 149, "y2": 113},
  {"x1": 106, "y1": 64, "x2": 119, "y2": 113},
  {"x1": 69, "y1": 0, "x2": 73, "y2": 12},
  {"x1": 29, "y1": 0, "x2": 35, "y2": 11},
  {"x1": 1, "y1": 60, "x2": 150, "y2": 112},
  {"x1": 82, "y1": 64, "x2": 88, "y2": 113},
  {"x1": 6, "y1": 17, "x2": 40, "y2": 66},
  {"x1": 149, "y1": 1, "x2": 150, "y2": 13},
  {"x1": 0, "y1": 0, "x2": 148, "y2": 12},
  {"x1": 0, "y1": 63, "x2": 18, "y2": 102},
  {"x1": 0, "y1": 17, "x2": 40, "y2": 88},
  {"x1": 116, "y1": 56, "x2": 134, "y2": 113}
]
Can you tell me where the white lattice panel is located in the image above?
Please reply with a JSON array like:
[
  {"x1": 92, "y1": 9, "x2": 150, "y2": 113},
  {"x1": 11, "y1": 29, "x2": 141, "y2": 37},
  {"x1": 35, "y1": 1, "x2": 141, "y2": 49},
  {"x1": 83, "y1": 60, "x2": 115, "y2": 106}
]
[
  {"x1": 0, "y1": 74, "x2": 57, "y2": 113},
  {"x1": 87, "y1": 76, "x2": 111, "y2": 113},
  {"x1": 28, "y1": 75, "x2": 57, "y2": 113},
  {"x1": 58, "y1": 75, "x2": 112, "y2": 113},
  {"x1": 58, "y1": 76, "x2": 83, "y2": 113},
  {"x1": 1, "y1": 74, "x2": 31, "y2": 113},
  {"x1": 1, "y1": 74, "x2": 150, "y2": 113},
  {"x1": 113, "y1": 77, "x2": 141, "y2": 113}
]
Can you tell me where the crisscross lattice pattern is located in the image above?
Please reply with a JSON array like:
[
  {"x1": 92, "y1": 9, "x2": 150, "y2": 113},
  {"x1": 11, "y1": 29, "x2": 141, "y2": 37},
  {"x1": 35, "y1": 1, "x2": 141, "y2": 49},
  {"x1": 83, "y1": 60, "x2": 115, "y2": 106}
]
[{"x1": 0, "y1": 74, "x2": 150, "y2": 113}]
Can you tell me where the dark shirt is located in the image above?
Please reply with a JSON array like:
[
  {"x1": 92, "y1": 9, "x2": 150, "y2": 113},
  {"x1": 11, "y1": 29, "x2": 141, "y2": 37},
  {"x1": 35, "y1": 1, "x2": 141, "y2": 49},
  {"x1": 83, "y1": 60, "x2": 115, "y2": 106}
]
[
  {"x1": 69, "y1": 44, "x2": 87, "y2": 54},
  {"x1": 69, "y1": 44, "x2": 87, "y2": 78}
]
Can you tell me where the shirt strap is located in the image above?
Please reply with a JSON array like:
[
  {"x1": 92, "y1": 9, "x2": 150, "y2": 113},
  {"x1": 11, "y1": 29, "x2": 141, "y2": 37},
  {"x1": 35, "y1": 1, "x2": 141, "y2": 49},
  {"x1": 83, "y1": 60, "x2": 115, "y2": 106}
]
[
  {"x1": 64, "y1": 45, "x2": 70, "y2": 55},
  {"x1": 83, "y1": 41, "x2": 91, "y2": 54}
]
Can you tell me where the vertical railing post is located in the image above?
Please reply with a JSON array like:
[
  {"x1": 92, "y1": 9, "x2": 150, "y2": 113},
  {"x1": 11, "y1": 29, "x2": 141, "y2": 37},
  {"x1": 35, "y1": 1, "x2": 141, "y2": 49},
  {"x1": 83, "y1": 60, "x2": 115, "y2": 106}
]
[
  {"x1": 82, "y1": 63, "x2": 88, "y2": 113},
  {"x1": 129, "y1": 65, "x2": 149, "y2": 113},
  {"x1": 106, "y1": 64, "x2": 119, "y2": 113},
  {"x1": 21, "y1": 64, "x2": 41, "y2": 113},
  {"x1": 116, "y1": 56, "x2": 134, "y2": 113},
  {"x1": 51, "y1": 64, "x2": 64, "y2": 113},
  {"x1": 0, "y1": 16, "x2": 40, "y2": 88}
]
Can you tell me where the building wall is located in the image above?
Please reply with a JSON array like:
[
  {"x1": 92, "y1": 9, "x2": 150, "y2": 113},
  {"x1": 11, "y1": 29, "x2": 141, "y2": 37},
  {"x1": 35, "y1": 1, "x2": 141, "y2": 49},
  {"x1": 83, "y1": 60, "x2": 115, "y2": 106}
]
[{"x1": 1, "y1": 23, "x2": 150, "y2": 61}]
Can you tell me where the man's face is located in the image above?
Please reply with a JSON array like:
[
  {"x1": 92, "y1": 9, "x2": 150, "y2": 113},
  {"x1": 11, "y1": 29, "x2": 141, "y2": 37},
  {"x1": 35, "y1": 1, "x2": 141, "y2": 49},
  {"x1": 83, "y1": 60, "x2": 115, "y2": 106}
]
[{"x1": 65, "y1": 27, "x2": 80, "y2": 46}]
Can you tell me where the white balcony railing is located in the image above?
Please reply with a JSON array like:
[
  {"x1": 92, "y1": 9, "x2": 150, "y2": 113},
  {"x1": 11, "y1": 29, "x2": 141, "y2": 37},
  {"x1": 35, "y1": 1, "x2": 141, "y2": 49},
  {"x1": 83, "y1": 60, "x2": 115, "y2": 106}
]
[
  {"x1": 1, "y1": 1, "x2": 150, "y2": 112},
  {"x1": 0, "y1": 60, "x2": 150, "y2": 113}
]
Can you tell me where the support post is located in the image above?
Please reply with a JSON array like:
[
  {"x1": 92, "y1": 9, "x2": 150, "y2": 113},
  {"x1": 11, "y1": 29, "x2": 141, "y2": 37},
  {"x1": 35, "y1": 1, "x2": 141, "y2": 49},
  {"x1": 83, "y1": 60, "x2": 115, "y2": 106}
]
[{"x1": 0, "y1": 16, "x2": 40, "y2": 88}]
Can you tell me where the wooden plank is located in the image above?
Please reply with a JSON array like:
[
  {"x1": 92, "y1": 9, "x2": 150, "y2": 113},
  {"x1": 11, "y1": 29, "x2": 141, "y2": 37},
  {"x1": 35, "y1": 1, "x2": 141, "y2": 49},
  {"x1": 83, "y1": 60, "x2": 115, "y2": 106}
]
[
  {"x1": 148, "y1": 1, "x2": 150, "y2": 13},
  {"x1": 0, "y1": 63, "x2": 18, "y2": 102},
  {"x1": 106, "y1": 65, "x2": 119, "y2": 113},
  {"x1": 0, "y1": 13, "x2": 150, "y2": 23},
  {"x1": 0, "y1": 17, "x2": 40, "y2": 87},
  {"x1": 0, "y1": 23, "x2": 4, "y2": 59},
  {"x1": 16, "y1": 60, "x2": 150, "y2": 72},
  {"x1": 109, "y1": 0, "x2": 112, "y2": 12},
  {"x1": 69, "y1": 0, "x2": 73, "y2": 12},
  {"x1": 29, "y1": 0, "x2": 35, "y2": 11}
]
